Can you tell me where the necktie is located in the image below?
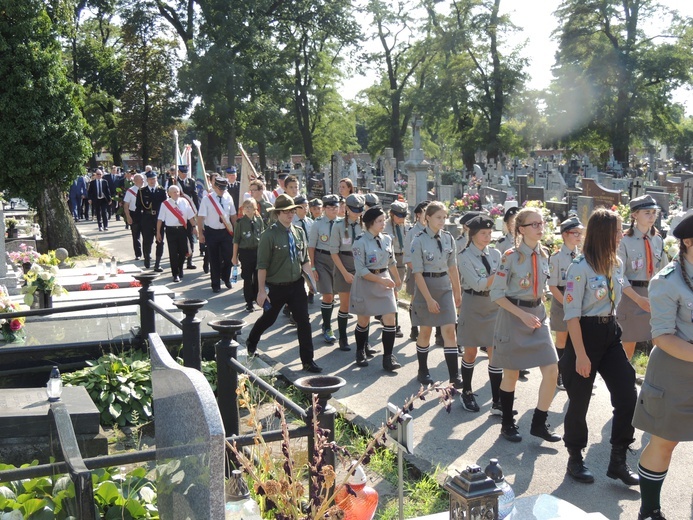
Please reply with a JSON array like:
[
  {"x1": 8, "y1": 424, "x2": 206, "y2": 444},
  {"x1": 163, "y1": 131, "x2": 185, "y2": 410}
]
[
  {"x1": 375, "y1": 236, "x2": 382, "y2": 249},
  {"x1": 643, "y1": 235, "x2": 654, "y2": 278},
  {"x1": 288, "y1": 229, "x2": 297, "y2": 263},
  {"x1": 606, "y1": 274, "x2": 615, "y2": 314},
  {"x1": 329, "y1": 220, "x2": 334, "y2": 234},
  {"x1": 434, "y1": 234, "x2": 442, "y2": 253},
  {"x1": 300, "y1": 219, "x2": 307, "y2": 234},
  {"x1": 532, "y1": 251, "x2": 538, "y2": 298},
  {"x1": 395, "y1": 225, "x2": 404, "y2": 250},
  {"x1": 218, "y1": 195, "x2": 223, "y2": 205},
  {"x1": 97, "y1": 181, "x2": 102, "y2": 198},
  {"x1": 481, "y1": 253, "x2": 491, "y2": 274},
  {"x1": 570, "y1": 250, "x2": 576, "y2": 259},
  {"x1": 350, "y1": 222, "x2": 357, "y2": 240}
]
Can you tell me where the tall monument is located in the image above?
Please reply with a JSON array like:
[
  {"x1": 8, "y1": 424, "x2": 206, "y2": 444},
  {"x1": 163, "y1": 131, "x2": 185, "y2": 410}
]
[{"x1": 404, "y1": 117, "x2": 429, "y2": 210}]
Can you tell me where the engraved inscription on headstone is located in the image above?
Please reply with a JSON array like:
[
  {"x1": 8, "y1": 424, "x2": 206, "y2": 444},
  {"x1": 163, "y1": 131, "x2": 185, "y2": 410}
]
[{"x1": 581, "y1": 178, "x2": 621, "y2": 208}]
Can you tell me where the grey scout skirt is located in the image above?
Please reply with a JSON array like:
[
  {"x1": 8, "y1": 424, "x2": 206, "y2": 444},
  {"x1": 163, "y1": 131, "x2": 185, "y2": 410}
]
[
  {"x1": 334, "y1": 253, "x2": 355, "y2": 294},
  {"x1": 632, "y1": 346, "x2": 693, "y2": 442},
  {"x1": 412, "y1": 274, "x2": 456, "y2": 327},
  {"x1": 549, "y1": 295, "x2": 567, "y2": 332},
  {"x1": 314, "y1": 251, "x2": 335, "y2": 294},
  {"x1": 492, "y1": 303, "x2": 558, "y2": 370},
  {"x1": 349, "y1": 271, "x2": 397, "y2": 316},
  {"x1": 457, "y1": 292, "x2": 497, "y2": 347},
  {"x1": 616, "y1": 284, "x2": 652, "y2": 342}
]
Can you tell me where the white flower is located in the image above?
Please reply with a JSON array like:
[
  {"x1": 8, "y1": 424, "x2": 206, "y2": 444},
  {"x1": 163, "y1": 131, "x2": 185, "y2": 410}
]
[
  {"x1": 39, "y1": 272, "x2": 52, "y2": 281},
  {"x1": 50, "y1": 266, "x2": 59, "y2": 275},
  {"x1": 29, "y1": 263, "x2": 40, "y2": 273}
]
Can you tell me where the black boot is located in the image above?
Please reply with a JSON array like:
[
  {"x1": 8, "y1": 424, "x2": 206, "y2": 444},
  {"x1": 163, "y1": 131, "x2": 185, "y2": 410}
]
[
  {"x1": 355, "y1": 348, "x2": 368, "y2": 367},
  {"x1": 338, "y1": 336, "x2": 351, "y2": 351},
  {"x1": 530, "y1": 408, "x2": 561, "y2": 442},
  {"x1": 566, "y1": 448, "x2": 594, "y2": 483},
  {"x1": 606, "y1": 445, "x2": 639, "y2": 486},
  {"x1": 365, "y1": 343, "x2": 377, "y2": 357}
]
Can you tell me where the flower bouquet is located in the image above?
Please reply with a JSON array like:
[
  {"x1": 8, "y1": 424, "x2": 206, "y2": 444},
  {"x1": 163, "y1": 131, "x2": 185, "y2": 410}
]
[
  {"x1": 22, "y1": 264, "x2": 67, "y2": 307},
  {"x1": 453, "y1": 193, "x2": 480, "y2": 212},
  {"x1": 7, "y1": 243, "x2": 40, "y2": 268},
  {"x1": 0, "y1": 294, "x2": 26, "y2": 343},
  {"x1": 663, "y1": 235, "x2": 679, "y2": 262}
]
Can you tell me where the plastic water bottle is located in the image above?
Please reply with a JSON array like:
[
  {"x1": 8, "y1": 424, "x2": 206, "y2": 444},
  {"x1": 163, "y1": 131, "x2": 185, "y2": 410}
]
[
  {"x1": 484, "y1": 458, "x2": 515, "y2": 519},
  {"x1": 231, "y1": 265, "x2": 239, "y2": 284}
]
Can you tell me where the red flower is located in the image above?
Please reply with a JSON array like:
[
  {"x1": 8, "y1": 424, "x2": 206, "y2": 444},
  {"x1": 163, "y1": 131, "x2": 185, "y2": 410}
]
[
  {"x1": 129, "y1": 281, "x2": 142, "y2": 288},
  {"x1": 9, "y1": 319, "x2": 22, "y2": 332},
  {"x1": 117, "y1": 269, "x2": 125, "y2": 274},
  {"x1": 80, "y1": 282, "x2": 92, "y2": 291},
  {"x1": 103, "y1": 283, "x2": 119, "y2": 289}
]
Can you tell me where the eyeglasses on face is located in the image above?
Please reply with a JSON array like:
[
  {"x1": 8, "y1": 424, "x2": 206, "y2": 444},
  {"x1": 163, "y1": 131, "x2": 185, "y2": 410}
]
[
  {"x1": 520, "y1": 221, "x2": 544, "y2": 229},
  {"x1": 281, "y1": 209, "x2": 296, "y2": 214},
  {"x1": 566, "y1": 231, "x2": 582, "y2": 238}
]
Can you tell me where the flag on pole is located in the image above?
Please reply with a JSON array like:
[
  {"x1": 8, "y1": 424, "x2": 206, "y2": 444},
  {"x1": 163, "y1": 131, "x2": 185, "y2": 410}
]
[{"x1": 238, "y1": 142, "x2": 258, "y2": 201}]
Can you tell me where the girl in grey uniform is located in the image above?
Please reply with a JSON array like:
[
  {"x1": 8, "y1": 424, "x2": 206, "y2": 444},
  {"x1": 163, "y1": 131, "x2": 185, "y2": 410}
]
[
  {"x1": 350, "y1": 206, "x2": 402, "y2": 369},
  {"x1": 548, "y1": 216, "x2": 584, "y2": 390},
  {"x1": 489, "y1": 207, "x2": 560, "y2": 443},
  {"x1": 337, "y1": 178, "x2": 354, "y2": 218},
  {"x1": 383, "y1": 201, "x2": 409, "y2": 338},
  {"x1": 403, "y1": 201, "x2": 430, "y2": 341},
  {"x1": 308, "y1": 194, "x2": 340, "y2": 344},
  {"x1": 633, "y1": 212, "x2": 693, "y2": 520},
  {"x1": 494, "y1": 206, "x2": 518, "y2": 254},
  {"x1": 561, "y1": 208, "x2": 638, "y2": 487},
  {"x1": 330, "y1": 194, "x2": 366, "y2": 352},
  {"x1": 410, "y1": 201, "x2": 461, "y2": 384},
  {"x1": 457, "y1": 215, "x2": 501, "y2": 413},
  {"x1": 617, "y1": 194, "x2": 664, "y2": 359}
]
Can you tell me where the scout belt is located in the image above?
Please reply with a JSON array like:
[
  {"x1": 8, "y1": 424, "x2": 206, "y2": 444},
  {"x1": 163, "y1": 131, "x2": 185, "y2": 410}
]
[
  {"x1": 316, "y1": 249, "x2": 331, "y2": 255},
  {"x1": 628, "y1": 280, "x2": 649, "y2": 287},
  {"x1": 369, "y1": 268, "x2": 387, "y2": 274},
  {"x1": 339, "y1": 250, "x2": 353, "y2": 256},
  {"x1": 581, "y1": 315, "x2": 616, "y2": 324},
  {"x1": 464, "y1": 288, "x2": 489, "y2": 297},
  {"x1": 507, "y1": 297, "x2": 542, "y2": 308},
  {"x1": 422, "y1": 272, "x2": 447, "y2": 278}
]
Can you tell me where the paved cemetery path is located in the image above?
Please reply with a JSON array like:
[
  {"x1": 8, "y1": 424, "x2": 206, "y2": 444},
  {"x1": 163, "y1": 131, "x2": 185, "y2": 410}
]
[{"x1": 80, "y1": 219, "x2": 693, "y2": 520}]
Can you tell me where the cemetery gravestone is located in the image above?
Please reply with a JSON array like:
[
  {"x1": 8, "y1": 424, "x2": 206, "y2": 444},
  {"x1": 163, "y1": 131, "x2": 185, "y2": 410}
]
[
  {"x1": 577, "y1": 196, "x2": 595, "y2": 227},
  {"x1": 479, "y1": 186, "x2": 507, "y2": 205},
  {"x1": 581, "y1": 178, "x2": 621, "y2": 208},
  {"x1": 516, "y1": 175, "x2": 528, "y2": 204},
  {"x1": 545, "y1": 201, "x2": 569, "y2": 222},
  {"x1": 526, "y1": 186, "x2": 545, "y2": 203},
  {"x1": 630, "y1": 179, "x2": 645, "y2": 199},
  {"x1": 683, "y1": 179, "x2": 693, "y2": 210},
  {"x1": 383, "y1": 148, "x2": 396, "y2": 193}
]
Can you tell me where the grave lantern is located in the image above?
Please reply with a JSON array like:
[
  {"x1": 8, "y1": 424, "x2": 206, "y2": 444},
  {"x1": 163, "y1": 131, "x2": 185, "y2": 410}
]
[
  {"x1": 444, "y1": 464, "x2": 502, "y2": 520},
  {"x1": 46, "y1": 366, "x2": 63, "y2": 402},
  {"x1": 110, "y1": 255, "x2": 117, "y2": 277},
  {"x1": 97, "y1": 258, "x2": 106, "y2": 280}
]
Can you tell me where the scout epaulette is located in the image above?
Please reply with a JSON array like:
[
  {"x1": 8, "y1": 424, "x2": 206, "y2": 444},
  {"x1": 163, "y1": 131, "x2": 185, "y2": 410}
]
[
  {"x1": 572, "y1": 254, "x2": 584, "y2": 264},
  {"x1": 659, "y1": 262, "x2": 676, "y2": 278},
  {"x1": 503, "y1": 249, "x2": 515, "y2": 257}
]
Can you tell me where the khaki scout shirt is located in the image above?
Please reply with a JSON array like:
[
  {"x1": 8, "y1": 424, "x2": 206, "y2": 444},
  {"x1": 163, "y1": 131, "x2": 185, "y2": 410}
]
[
  {"x1": 490, "y1": 242, "x2": 550, "y2": 302},
  {"x1": 618, "y1": 228, "x2": 664, "y2": 282},
  {"x1": 353, "y1": 231, "x2": 395, "y2": 278},
  {"x1": 328, "y1": 217, "x2": 363, "y2": 254},
  {"x1": 410, "y1": 227, "x2": 456, "y2": 274},
  {"x1": 257, "y1": 222, "x2": 308, "y2": 284},
  {"x1": 403, "y1": 221, "x2": 425, "y2": 264},
  {"x1": 309, "y1": 216, "x2": 336, "y2": 251},
  {"x1": 233, "y1": 215, "x2": 264, "y2": 250},
  {"x1": 494, "y1": 232, "x2": 514, "y2": 254},
  {"x1": 563, "y1": 256, "x2": 628, "y2": 321},
  {"x1": 384, "y1": 219, "x2": 407, "y2": 255},
  {"x1": 458, "y1": 243, "x2": 501, "y2": 292},
  {"x1": 549, "y1": 244, "x2": 578, "y2": 288},
  {"x1": 649, "y1": 258, "x2": 693, "y2": 342}
]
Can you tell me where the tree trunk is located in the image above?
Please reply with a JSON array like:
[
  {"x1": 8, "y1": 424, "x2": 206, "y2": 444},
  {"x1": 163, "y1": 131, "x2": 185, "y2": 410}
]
[
  {"x1": 486, "y1": 0, "x2": 503, "y2": 164},
  {"x1": 258, "y1": 140, "x2": 267, "y2": 173},
  {"x1": 37, "y1": 185, "x2": 88, "y2": 256},
  {"x1": 294, "y1": 55, "x2": 316, "y2": 170}
]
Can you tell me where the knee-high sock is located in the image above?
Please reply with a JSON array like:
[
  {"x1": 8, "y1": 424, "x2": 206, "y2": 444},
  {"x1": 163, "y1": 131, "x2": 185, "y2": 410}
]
[
  {"x1": 321, "y1": 302, "x2": 334, "y2": 330},
  {"x1": 337, "y1": 311, "x2": 349, "y2": 339},
  {"x1": 444, "y1": 347, "x2": 459, "y2": 381},
  {"x1": 499, "y1": 389, "x2": 515, "y2": 426},
  {"x1": 416, "y1": 344, "x2": 429, "y2": 372},
  {"x1": 382, "y1": 325, "x2": 396, "y2": 357},
  {"x1": 638, "y1": 464, "x2": 667, "y2": 516},
  {"x1": 488, "y1": 365, "x2": 503, "y2": 403},
  {"x1": 354, "y1": 324, "x2": 368, "y2": 351},
  {"x1": 461, "y1": 360, "x2": 475, "y2": 392}
]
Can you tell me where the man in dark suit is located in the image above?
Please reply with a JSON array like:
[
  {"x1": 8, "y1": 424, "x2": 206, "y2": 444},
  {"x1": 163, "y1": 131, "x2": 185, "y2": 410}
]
[
  {"x1": 88, "y1": 169, "x2": 112, "y2": 231},
  {"x1": 225, "y1": 166, "x2": 241, "y2": 211},
  {"x1": 137, "y1": 171, "x2": 167, "y2": 271},
  {"x1": 102, "y1": 166, "x2": 118, "y2": 220},
  {"x1": 69, "y1": 173, "x2": 87, "y2": 221},
  {"x1": 177, "y1": 164, "x2": 199, "y2": 269}
]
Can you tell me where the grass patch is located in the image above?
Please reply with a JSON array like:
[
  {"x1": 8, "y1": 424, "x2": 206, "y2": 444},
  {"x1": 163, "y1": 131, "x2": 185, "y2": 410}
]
[{"x1": 631, "y1": 351, "x2": 649, "y2": 376}]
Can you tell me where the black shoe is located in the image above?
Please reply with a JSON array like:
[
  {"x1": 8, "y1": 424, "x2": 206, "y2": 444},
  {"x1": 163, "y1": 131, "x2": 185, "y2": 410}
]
[
  {"x1": 302, "y1": 361, "x2": 323, "y2": 373},
  {"x1": 417, "y1": 370, "x2": 433, "y2": 385},
  {"x1": 434, "y1": 335, "x2": 444, "y2": 346},
  {"x1": 530, "y1": 422, "x2": 562, "y2": 443},
  {"x1": 557, "y1": 372, "x2": 565, "y2": 390},
  {"x1": 460, "y1": 391, "x2": 480, "y2": 412},
  {"x1": 500, "y1": 423, "x2": 522, "y2": 443},
  {"x1": 135, "y1": 256, "x2": 141, "y2": 261},
  {"x1": 246, "y1": 338, "x2": 257, "y2": 356},
  {"x1": 607, "y1": 446, "x2": 640, "y2": 486},
  {"x1": 355, "y1": 350, "x2": 369, "y2": 367},
  {"x1": 383, "y1": 355, "x2": 401, "y2": 372},
  {"x1": 203, "y1": 260, "x2": 209, "y2": 274},
  {"x1": 288, "y1": 315, "x2": 297, "y2": 326},
  {"x1": 409, "y1": 330, "x2": 418, "y2": 341},
  {"x1": 212, "y1": 287, "x2": 221, "y2": 294},
  {"x1": 224, "y1": 280, "x2": 232, "y2": 289},
  {"x1": 567, "y1": 458, "x2": 595, "y2": 484},
  {"x1": 172, "y1": 276, "x2": 181, "y2": 283},
  {"x1": 395, "y1": 326, "x2": 403, "y2": 338},
  {"x1": 283, "y1": 306, "x2": 291, "y2": 317},
  {"x1": 338, "y1": 337, "x2": 351, "y2": 351},
  {"x1": 144, "y1": 258, "x2": 151, "y2": 269},
  {"x1": 187, "y1": 261, "x2": 197, "y2": 269},
  {"x1": 104, "y1": 227, "x2": 109, "y2": 231},
  {"x1": 364, "y1": 343, "x2": 377, "y2": 357},
  {"x1": 154, "y1": 266, "x2": 164, "y2": 273},
  {"x1": 458, "y1": 345, "x2": 464, "y2": 356},
  {"x1": 179, "y1": 271, "x2": 184, "y2": 280},
  {"x1": 98, "y1": 226, "x2": 103, "y2": 232},
  {"x1": 638, "y1": 509, "x2": 667, "y2": 520},
  {"x1": 245, "y1": 303, "x2": 254, "y2": 312},
  {"x1": 451, "y1": 377, "x2": 464, "y2": 390},
  {"x1": 520, "y1": 369, "x2": 530, "y2": 378},
  {"x1": 480, "y1": 346, "x2": 487, "y2": 352}
]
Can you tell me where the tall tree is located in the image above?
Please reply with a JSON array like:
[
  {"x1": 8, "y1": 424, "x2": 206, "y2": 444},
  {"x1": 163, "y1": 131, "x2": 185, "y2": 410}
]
[
  {"x1": 552, "y1": 0, "x2": 693, "y2": 164},
  {"x1": 0, "y1": 0, "x2": 91, "y2": 254}
]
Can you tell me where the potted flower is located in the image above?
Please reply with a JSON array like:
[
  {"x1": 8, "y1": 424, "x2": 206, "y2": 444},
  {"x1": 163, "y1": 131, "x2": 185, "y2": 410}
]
[
  {"x1": 22, "y1": 264, "x2": 67, "y2": 308},
  {"x1": 488, "y1": 204, "x2": 505, "y2": 230},
  {"x1": 7, "y1": 243, "x2": 41, "y2": 273},
  {"x1": 0, "y1": 294, "x2": 27, "y2": 343}
]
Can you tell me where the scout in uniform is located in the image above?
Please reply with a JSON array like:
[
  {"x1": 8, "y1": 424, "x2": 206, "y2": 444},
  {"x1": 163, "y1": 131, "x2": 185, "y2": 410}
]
[
  {"x1": 245, "y1": 194, "x2": 323, "y2": 373},
  {"x1": 156, "y1": 185, "x2": 197, "y2": 283},
  {"x1": 403, "y1": 200, "x2": 430, "y2": 341},
  {"x1": 330, "y1": 194, "x2": 365, "y2": 352},
  {"x1": 456, "y1": 211, "x2": 482, "y2": 253},
  {"x1": 456, "y1": 215, "x2": 501, "y2": 412},
  {"x1": 123, "y1": 173, "x2": 144, "y2": 260},
  {"x1": 410, "y1": 201, "x2": 461, "y2": 384},
  {"x1": 364, "y1": 192, "x2": 379, "y2": 209},
  {"x1": 383, "y1": 201, "x2": 409, "y2": 338},
  {"x1": 308, "y1": 194, "x2": 340, "y2": 344},
  {"x1": 177, "y1": 164, "x2": 200, "y2": 270},
  {"x1": 137, "y1": 171, "x2": 167, "y2": 272},
  {"x1": 561, "y1": 208, "x2": 638, "y2": 486},
  {"x1": 350, "y1": 206, "x2": 402, "y2": 370},
  {"x1": 494, "y1": 206, "x2": 518, "y2": 254},
  {"x1": 232, "y1": 198, "x2": 265, "y2": 312},
  {"x1": 197, "y1": 177, "x2": 237, "y2": 293},
  {"x1": 633, "y1": 212, "x2": 693, "y2": 520},
  {"x1": 309, "y1": 198, "x2": 324, "y2": 220},
  {"x1": 248, "y1": 179, "x2": 274, "y2": 225},
  {"x1": 489, "y1": 206, "x2": 560, "y2": 443},
  {"x1": 617, "y1": 194, "x2": 664, "y2": 359},
  {"x1": 548, "y1": 216, "x2": 584, "y2": 390}
]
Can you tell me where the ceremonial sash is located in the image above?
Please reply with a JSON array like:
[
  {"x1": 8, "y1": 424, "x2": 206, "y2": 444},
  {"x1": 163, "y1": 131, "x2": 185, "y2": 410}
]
[
  {"x1": 163, "y1": 199, "x2": 187, "y2": 228},
  {"x1": 126, "y1": 187, "x2": 137, "y2": 197},
  {"x1": 208, "y1": 194, "x2": 234, "y2": 236}
]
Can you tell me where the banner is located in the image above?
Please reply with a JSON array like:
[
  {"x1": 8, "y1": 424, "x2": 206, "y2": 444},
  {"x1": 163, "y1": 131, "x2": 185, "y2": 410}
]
[{"x1": 238, "y1": 142, "x2": 258, "y2": 202}]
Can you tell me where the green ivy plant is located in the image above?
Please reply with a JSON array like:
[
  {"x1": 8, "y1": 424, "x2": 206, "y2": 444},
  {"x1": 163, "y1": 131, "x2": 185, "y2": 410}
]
[
  {"x1": 0, "y1": 462, "x2": 158, "y2": 519},
  {"x1": 61, "y1": 351, "x2": 218, "y2": 427}
]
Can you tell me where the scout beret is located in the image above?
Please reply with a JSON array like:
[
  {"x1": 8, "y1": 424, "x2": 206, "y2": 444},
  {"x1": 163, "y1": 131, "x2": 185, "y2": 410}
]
[
  {"x1": 560, "y1": 216, "x2": 584, "y2": 233},
  {"x1": 322, "y1": 194, "x2": 340, "y2": 206},
  {"x1": 145, "y1": 171, "x2": 157, "y2": 179},
  {"x1": 364, "y1": 193, "x2": 380, "y2": 207},
  {"x1": 459, "y1": 211, "x2": 481, "y2": 226},
  {"x1": 214, "y1": 177, "x2": 229, "y2": 190},
  {"x1": 503, "y1": 206, "x2": 519, "y2": 222},
  {"x1": 178, "y1": 165, "x2": 188, "y2": 173},
  {"x1": 309, "y1": 198, "x2": 323, "y2": 207},
  {"x1": 345, "y1": 194, "x2": 365, "y2": 211},
  {"x1": 294, "y1": 195, "x2": 308, "y2": 205},
  {"x1": 466, "y1": 215, "x2": 494, "y2": 231},
  {"x1": 629, "y1": 194, "x2": 659, "y2": 212},
  {"x1": 672, "y1": 212, "x2": 693, "y2": 239},
  {"x1": 362, "y1": 206, "x2": 384, "y2": 224},
  {"x1": 413, "y1": 200, "x2": 431, "y2": 215},
  {"x1": 390, "y1": 201, "x2": 408, "y2": 217}
]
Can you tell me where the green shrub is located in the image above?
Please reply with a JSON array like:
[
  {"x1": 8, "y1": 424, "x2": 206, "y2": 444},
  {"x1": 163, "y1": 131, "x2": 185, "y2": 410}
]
[{"x1": 0, "y1": 462, "x2": 158, "y2": 519}]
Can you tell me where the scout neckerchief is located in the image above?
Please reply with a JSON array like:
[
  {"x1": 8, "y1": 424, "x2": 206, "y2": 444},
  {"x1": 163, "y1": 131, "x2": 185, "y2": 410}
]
[
  {"x1": 532, "y1": 250, "x2": 539, "y2": 298},
  {"x1": 162, "y1": 199, "x2": 187, "y2": 228},
  {"x1": 606, "y1": 272, "x2": 615, "y2": 315},
  {"x1": 395, "y1": 224, "x2": 404, "y2": 251},
  {"x1": 643, "y1": 234, "x2": 654, "y2": 278},
  {"x1": 480, "y1": 249, "x2": 491, "y2": 274},
  {"x1": 208, "y1": 193, "x2": 234, "y2": 236}
]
